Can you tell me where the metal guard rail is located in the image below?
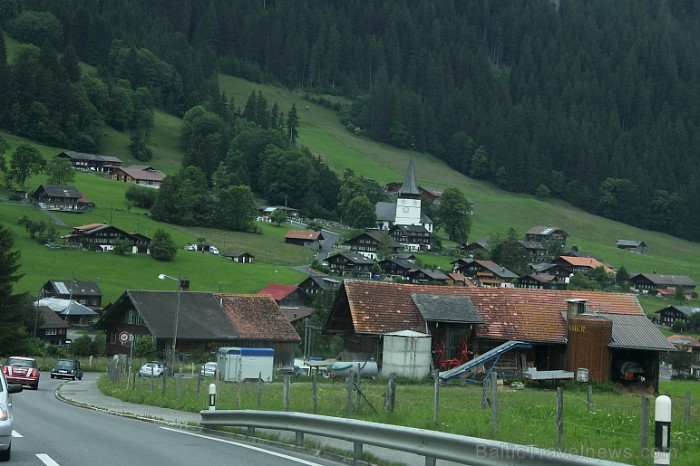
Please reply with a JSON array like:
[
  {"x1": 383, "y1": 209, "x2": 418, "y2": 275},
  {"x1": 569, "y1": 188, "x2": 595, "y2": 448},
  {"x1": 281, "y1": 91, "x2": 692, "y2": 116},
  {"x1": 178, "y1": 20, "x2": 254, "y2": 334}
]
[{"x1": 199, "y1": 410, "x2": 628, "y2": 466}]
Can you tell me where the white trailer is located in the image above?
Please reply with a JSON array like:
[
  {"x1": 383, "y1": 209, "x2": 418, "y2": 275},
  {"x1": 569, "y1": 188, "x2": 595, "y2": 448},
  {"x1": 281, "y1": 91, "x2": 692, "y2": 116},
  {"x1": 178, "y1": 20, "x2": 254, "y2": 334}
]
[{"x1": 217, "y1": 347, "x2": 274, "y2": 382}]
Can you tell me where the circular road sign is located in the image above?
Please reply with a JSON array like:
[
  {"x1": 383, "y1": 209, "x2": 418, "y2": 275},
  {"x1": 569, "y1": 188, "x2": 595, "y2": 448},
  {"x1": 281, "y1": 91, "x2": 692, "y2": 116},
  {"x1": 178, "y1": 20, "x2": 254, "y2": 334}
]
[{"x1": 118, "y1": 331, "x2": 130, "y2": 343}]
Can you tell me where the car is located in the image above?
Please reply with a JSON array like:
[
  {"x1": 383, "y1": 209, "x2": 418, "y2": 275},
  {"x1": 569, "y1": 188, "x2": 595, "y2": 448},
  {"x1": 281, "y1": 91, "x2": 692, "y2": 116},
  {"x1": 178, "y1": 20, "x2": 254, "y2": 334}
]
[
  {"x1": 139, "y1": 361, "x2": 165, "y2": 377},
  {"x1": 50, "y1": 358, "x2": 83, "y2": 380},
  {"x1": 184, "y1": 244, "x2": 197, "y2": 251},
  {"x1": 2, "y1": 356, "x2": 40, "y2": 390},
  {"x1": 200, "y1": 362, "x2": 217, "y2": 377},
  {"x1": 0, "y1": 370, "x2": 23, "y2": 461},
  {"x1": 208, "y1": 246, "x2": 219, "y2": 255}
]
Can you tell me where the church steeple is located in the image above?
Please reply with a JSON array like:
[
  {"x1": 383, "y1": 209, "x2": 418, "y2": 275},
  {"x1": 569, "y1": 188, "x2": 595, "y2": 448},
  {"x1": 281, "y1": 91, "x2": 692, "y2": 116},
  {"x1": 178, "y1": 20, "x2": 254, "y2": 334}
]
[
  {"x1": 395, "y1": 159, "x2": 422, "y2": 226},
  {"x1": 397, "y1": 158, "x2": 420, "y2": 198}
]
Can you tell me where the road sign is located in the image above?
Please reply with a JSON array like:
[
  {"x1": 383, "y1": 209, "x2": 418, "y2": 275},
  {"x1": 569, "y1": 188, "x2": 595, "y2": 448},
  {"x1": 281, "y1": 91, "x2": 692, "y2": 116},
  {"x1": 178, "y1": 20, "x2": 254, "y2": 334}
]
[{"x1": 118, "y1": 331, "x2": 130, "y2": 343}]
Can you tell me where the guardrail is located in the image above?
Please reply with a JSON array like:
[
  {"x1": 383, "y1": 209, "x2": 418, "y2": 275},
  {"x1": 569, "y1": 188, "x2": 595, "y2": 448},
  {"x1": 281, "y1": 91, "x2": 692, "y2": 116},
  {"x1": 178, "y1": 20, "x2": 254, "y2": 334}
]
[{"x1": 199, "y1": 410, "x2": 630, "y2": 466}]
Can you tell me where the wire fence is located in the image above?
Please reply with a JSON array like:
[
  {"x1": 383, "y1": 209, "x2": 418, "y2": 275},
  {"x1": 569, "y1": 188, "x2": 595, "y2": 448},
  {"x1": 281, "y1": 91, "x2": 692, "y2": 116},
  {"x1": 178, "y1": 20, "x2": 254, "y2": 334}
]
[{"x1": 105, "y1": 360, "x2": 700, "y2": 466}]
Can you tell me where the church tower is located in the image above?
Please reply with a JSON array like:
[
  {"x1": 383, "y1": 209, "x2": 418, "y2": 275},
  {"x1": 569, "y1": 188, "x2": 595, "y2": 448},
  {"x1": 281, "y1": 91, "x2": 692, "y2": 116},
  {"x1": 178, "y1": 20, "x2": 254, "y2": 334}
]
[{"x1": 394, "y1": 159, "x2": 422, "y2": 226}]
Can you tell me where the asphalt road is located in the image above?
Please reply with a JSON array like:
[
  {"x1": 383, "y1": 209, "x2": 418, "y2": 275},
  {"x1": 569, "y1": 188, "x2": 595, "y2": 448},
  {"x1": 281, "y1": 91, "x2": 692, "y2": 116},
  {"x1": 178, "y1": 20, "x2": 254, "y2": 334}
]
[{"x1": 8, "y1": 373, "x2": 347, "y2": 466}]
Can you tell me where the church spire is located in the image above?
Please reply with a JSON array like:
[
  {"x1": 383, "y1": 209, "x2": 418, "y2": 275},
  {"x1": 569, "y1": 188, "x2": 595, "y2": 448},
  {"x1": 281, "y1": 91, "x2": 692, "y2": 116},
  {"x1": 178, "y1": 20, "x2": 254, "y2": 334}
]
[{"x1": 397, "y1": 158, "x2": 420, "y2": 197}]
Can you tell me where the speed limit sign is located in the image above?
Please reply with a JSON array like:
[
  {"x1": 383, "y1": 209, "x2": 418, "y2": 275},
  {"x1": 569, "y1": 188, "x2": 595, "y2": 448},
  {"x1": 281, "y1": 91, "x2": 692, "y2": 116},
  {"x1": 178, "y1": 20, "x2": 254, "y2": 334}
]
[{"x1": 118, "y1": 331, "x2": 130, "y2": 343}]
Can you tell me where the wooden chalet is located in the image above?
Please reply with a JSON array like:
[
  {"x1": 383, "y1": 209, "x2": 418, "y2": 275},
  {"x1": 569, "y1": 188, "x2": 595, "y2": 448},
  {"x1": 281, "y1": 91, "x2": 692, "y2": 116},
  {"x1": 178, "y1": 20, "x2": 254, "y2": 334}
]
[
  {"x1": 56, "y1": 151, "x2": 122, "y2": 173},
  {"x1": 525, "y1": 226, "x2": 568, "y2": 246},
  {"x1": 325, "y1": 251, "x2": 374, "y2": 278},
  {"x1": 655, "y1": 305, "x2": 700, "y2": 327},
  {"x1": 284, "y1": 230, "x2": 324, "y2": 248},
  {"x1": 629, "y1": 273, "x2": 696, "y2": 299},
  {"x1": 451, "y1": 258, "x2": 518, "y2": 287},
  {"x1": 32, "y1": 184, "x2": 89, "y2": 212},
  {"x1": 389, "y1": 224, "x2": 434, "y2": 251},
  {"x1": 66, "y1": 223, "x2": 151, "y2": 253},
  {"x1": 221, "y1": 251, "x2": 255, "y2": 263},
  {"x1": 553, "y1": 256, "x2": 615, "y2": 277},
  {"x1": 96, "y1": 291, "x2": 300, "y2": 368},
  {"x1": 34, "y1": 306, "x2": 69, "y2": 346},
  {"x1": 616, "y1": 240, "x2": 646, "y2": 253},
  {"x1": 111, "y1": 165, "x2": 166, "y2": 188},
  {"x1": 517, "y1": 273, "x2": 567, "y2": 290},
  {"x1": 41, "y1": 279, "x2": 103, "y2": 310},
  {"x1": 324, "y1": 280, "x2": 675, "y2": 390},
  {"x1": 345, "y1": 230, "x2": 401, "y2": 260},
  {"x1": 257, "y1": 284, "x2": 313, "y2": 323},
  {"x1": 297, "y1": 275, "x2": 341, "y2": 297}
]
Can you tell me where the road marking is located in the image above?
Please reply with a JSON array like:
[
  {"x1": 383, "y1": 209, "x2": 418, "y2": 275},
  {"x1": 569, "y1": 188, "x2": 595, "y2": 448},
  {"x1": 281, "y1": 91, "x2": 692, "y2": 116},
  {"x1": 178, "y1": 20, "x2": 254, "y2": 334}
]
[
  {"x1": 160, "y1": 427, "x2": 326, "y2": 465},
  {"x1": 12, "y1": 430, "x2": 22, "y2": 438},
  {"x1": 36, "y1": 454, "x2": 61, "y2": 466}
]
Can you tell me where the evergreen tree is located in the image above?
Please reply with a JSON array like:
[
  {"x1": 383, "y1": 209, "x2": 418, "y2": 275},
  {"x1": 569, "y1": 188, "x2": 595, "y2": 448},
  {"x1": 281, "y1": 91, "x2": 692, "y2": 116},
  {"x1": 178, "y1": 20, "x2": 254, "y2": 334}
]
[{"x1": 287, "y1": 103, "x2": 299, "y2": 144}]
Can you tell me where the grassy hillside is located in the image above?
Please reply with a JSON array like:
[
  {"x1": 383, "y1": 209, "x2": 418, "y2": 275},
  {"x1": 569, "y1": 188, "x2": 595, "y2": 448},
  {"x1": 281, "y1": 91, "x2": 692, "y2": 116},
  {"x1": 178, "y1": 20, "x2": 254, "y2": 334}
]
[{"x1": 1, "y1": 64, "x2": 699, "y2": 311}]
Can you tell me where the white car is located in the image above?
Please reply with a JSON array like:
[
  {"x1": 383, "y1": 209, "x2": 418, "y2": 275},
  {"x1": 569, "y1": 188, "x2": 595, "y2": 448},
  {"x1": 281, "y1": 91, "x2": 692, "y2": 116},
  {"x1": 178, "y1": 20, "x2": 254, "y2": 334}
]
[
  {"x1": 184, "y1": 244, "x2": 197, "y2": 251},
  {"x1": 200, "y1": 362, "x2": 217, "y2": 377},
  {"x1": 138, "y1": 361, "x2": 165, "y2": 377},
  {"x1": 1, "y1": 371, "x2": 23, "y2": 461}
]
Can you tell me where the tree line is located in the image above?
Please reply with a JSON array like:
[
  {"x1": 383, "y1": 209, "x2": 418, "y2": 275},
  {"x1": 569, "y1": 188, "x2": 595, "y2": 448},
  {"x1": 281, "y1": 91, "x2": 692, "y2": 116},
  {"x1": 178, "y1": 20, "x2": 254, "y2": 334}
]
[{"x1": 4, "y1": 0, "x2": 700, "y2": 240}]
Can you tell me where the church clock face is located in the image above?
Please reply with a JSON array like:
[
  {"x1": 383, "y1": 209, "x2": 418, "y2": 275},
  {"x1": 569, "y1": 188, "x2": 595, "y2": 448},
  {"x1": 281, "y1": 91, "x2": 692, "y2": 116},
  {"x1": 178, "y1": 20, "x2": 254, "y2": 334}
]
[{"x1": 403, "y1": 206, "x2": 409, "y2": 213}]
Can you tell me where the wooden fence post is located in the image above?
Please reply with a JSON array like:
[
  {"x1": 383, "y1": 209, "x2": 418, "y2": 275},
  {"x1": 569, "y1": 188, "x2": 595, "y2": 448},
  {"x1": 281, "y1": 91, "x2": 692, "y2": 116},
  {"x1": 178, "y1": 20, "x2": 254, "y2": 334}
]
[
  {"x1": 283, "y1": 374, "x2": 291, "y2": 411},
  {"x1": 556, "y1": 386, "x2": 564, "y2": 447},
  {"x1": 685, "y1": 391, "x2": 691, "y2": 422},
  {"x1": 640, "y1": 395, "x2": 650, "y2": 459},
  {"x1": 385, "y1": 373, "x2": 396, "y2": 413},
  {"x1": 587, "y1": 384, "x2": 593, "y2": 412},
  {"x1": 257, "y1": 375, "x2": 263, "y2": 408},
  {"x1": 490, "y1": 371, "x2": 498, "y2": 432},
  {"x1": 346, "y1": 374, "x2": 353, "y2": 415},
  {"x1": 433, "y1": 370, "x2": 439, "y2": 425},
  {"x1": 312, "y1": 370, "x2": 318, "y2": 414}
]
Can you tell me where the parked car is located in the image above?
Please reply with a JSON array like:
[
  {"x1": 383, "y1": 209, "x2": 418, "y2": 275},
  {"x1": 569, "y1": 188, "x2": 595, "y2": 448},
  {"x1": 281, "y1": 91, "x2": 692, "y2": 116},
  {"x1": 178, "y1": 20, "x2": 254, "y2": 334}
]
[
  {"x1": 50, "y1": 358, "x2": 83, "y2": 380},
  {"x1": 2, "y1": 356, "x2": 40, "y2": 390},
  {"x1": 139, "y1": 361, "x2": 165, "y2": 377},
  {"x1": 184, "y1": 243, "x2": 197, "y2": 251},
  {"x1": 0, "y1": 371, "x2": 23, "y2": 461},
  {"x1": 200, "y1": 362, "x2": 217, "y2": 377},
  {"x1": 208, "y1": 246, "x2": 219, "y2": 255}
]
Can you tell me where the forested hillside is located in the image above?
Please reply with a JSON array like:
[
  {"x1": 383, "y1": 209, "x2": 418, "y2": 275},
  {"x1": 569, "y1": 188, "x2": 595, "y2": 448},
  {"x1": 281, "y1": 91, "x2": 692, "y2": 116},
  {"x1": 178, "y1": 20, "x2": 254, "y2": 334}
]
[{"x1": 2, "y1": 0, "x2": 700, "y2": 240}]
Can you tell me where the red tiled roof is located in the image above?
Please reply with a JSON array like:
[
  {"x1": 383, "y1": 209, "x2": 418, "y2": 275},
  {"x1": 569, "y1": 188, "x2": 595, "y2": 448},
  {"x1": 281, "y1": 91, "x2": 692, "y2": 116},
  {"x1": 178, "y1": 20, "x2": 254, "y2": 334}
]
[
  {"x1": 285, "y1": 230, "x2": 321, "y2": 240},
  {"x1": 337, "y1": 280, "x2": 644, "y2": 343},
  {"x1": 217, "y1": 294, "x2": 300, "y2": 342},
  {"x1": 559, "y1": 256, "x2": 614, "y2": 273},
  {"x1": 257, "y1": 284, "x2": 298, "y2": 301}
]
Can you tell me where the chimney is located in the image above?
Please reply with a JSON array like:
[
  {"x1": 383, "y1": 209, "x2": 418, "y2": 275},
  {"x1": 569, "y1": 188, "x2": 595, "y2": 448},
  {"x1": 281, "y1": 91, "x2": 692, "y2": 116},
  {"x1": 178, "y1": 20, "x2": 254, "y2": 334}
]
[{"x1": 566, "y1": 299, "x2": 587, "y2": 318}]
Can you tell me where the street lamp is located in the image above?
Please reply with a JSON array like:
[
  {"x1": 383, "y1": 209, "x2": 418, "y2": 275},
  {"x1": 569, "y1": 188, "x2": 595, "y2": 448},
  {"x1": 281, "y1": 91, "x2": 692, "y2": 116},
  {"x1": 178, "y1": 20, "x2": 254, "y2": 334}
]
[{"x1": 158, "y1": 273, "x2": 182, "y2": 370}]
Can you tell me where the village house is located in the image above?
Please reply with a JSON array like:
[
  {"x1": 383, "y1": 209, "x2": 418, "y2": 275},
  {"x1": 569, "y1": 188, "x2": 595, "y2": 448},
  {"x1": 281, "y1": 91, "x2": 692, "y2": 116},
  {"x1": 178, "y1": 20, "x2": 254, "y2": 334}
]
[
  {"x1": 552, "y1": 256, "x2": 615, "y2": 278},
  {"x1": 257, "y1": 284, "x2": 313, "y2": 323},
  {"x1": 616, "y1": 240, "x2": 646, "y2": 253},
  {"x1": 33, "y1": 306, "x2": 69, "y2": 346},
  {"x1": 629, "y1": 273, "x2": 697, "y2": 299},
  {"x1": 32, "y1": 184, "x2": 89, "y2": 212},
  {"x1": 297, "y1": 275, "x2": 341, "y2": 297},
  {"x1": 66, "y1": 223, "x2": 151, "y2": 253},
  {"x1": 56, "y1": 151, "x2": 122, "y2": 173},
  {"x1": 389, "y1": 224, "x2": 434, "y2": 252},
  {"x1": 517, "y1": 273, "x2": 567, "y2": 290},
  {"x1": 40, "y1": 279, "x2": 103, "y2": 310},
  {"x1": 375, "y1": 159, "x2": 434, "y2": 234},
  {"x1": 284, "y1": 230, "x2": 324, "y2": 248},
  {"x1": 221, "y1": 251, "x2": 255, "y2": 263},
  {"x1": 655, "y1": 305, "x2": 700, "y2": 327},
  {"x1": 111, "y1": 165, "x2": 166, "y2": 188},
  {"x1": 451, "y1": 258, "x2": 518, "y2": 287},
  {"x1": 344, "y1": 230, "x2": 401, "y2": 260},
  {"x1": 323, "y1": 280, "x2": 675, "y2": 391},
  {"x1": 96, "y1": 291, "x2": 301, "y2": 368},
  {"x1": 525, "y1": 226, "x2": 568, "y2": 246},
  {"x1": 325, "y1": 251, "x2": 375, "y2": 278}
]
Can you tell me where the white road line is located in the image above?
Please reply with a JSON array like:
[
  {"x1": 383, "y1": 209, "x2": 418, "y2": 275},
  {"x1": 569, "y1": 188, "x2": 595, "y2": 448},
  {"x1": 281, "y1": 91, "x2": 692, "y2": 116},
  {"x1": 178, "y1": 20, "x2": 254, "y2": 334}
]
[
  {"x1": 160, "y1": 427, "x2": 326, "y2": 466},
  {"x1": 11, "y1": 430, "x2": 22, "y2": 438},
  {"x1": 36, "y1": 453, "x2": 61, "y2": 466}
]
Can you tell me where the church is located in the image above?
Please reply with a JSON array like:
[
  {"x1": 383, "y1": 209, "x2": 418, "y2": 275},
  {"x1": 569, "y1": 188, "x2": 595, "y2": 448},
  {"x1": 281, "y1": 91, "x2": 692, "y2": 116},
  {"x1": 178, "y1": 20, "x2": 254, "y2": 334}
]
[{"x1": 374, "y1": 159, "x2": 435, "y2": 251}]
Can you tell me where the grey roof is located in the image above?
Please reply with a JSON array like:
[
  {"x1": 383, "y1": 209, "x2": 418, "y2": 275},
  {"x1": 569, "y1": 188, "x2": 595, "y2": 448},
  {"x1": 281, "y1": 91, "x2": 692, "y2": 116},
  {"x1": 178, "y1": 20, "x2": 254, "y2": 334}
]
[
  {"x1": 519, "y1": 240, "x2": 546, "y2": 250},
  {"x1": 526, "y1": 225, "x2": 568, "y2": 236},
  {"x1": 410, "y1": 268, "x2": 450, "y2": 281},
  {"x1": 604, "y1": 314, "x2": 677, "y2": 351},
  {"x1": 380, "y1": 258, "x2": 417, "y2": 270},
  {"x1": 655, "y1": 305, "x2": 700, "y2": 317},
  {"x1": 61, "y1": 151, "x2": 122, "y2": 163},
  {"x1": 630, "y1": 273, "x2": 696, "y2": 287},
  {"x1": 481, "y1": 262, "x2": 519, "y2": 279},
  {"x1": 327, "y1": 251, "x2": 375, "y2": 265},
  {"x1": 616, "y1": 240, "x2": 646, "y2": 247},
  {"x1": 122, "y1": 290, "x2": 238, "y2": 340},
  {"x1": 36, "y1": 184, "x2": 81, "y2": 198},
  {"x1": 411, "y1": 293, "x2": 484, "y2": 323},
  {"x1": 61, "y1": 301, "x2": 99, "y2": 316},
  {"x1": 300, "y1": 275, "x2": 340, "y2": 291},
  {"x1": 48, "y1": 279, "x2": 102, "y2": 296},
  {"x1": 397, "y1": 159, "x2": 420, "y2": 196}
]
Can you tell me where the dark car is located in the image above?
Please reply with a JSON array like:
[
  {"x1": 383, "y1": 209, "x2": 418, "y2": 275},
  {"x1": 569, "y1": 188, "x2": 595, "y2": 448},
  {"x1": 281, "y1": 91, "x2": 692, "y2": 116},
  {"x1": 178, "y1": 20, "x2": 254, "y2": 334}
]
[
  {"x1": 2, "y1": 356, "x2": 40, "y2": 390},
  {"x1": 50, "y1": 359, "x2": 83, "y2": 380}
]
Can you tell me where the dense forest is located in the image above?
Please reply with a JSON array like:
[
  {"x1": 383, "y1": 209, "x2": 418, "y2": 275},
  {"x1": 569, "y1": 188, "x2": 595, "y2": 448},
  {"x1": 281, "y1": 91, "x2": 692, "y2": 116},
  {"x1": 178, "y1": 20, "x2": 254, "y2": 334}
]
[{"x1": 1, "y1": 0, "x2": 700, "y2": 241}]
